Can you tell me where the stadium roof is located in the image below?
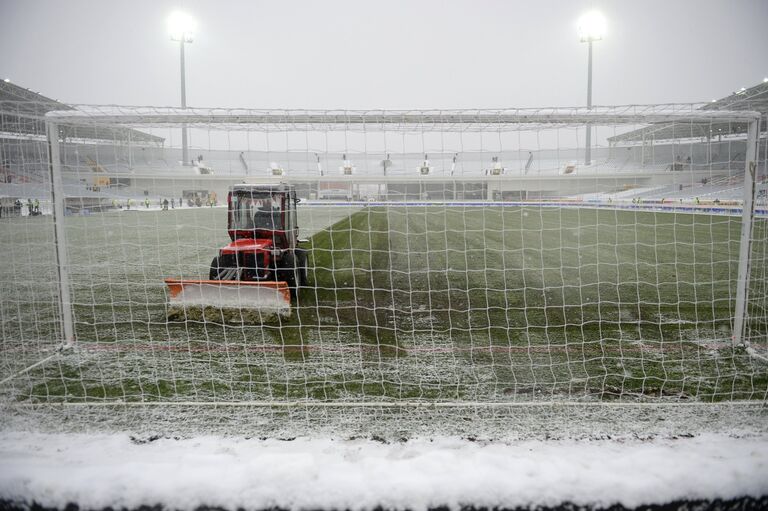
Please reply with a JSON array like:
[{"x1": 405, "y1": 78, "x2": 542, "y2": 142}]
[
  {"x1": 607, "y1": 80, "x2": 768, "y2": 144},
  {"x1": 0, "y1": 80, "x2": 164, "y2": 144}
]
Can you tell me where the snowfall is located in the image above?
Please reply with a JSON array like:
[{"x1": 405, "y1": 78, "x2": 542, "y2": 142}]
[{"x1": 0, "y1": 432, "x2": 766, "y2": 510}]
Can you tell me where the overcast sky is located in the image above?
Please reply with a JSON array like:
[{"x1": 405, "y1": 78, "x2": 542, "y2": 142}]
[{"x1": 1, "y1": 0, "x2": 766, "y2": 110}]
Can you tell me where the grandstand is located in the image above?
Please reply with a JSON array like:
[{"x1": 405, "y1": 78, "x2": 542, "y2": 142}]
[
  {"x1": 2, "y1": 79, "x2": 766, "y2": 213},
  {"x1": 0, "y1": 80, "x2": 164, "y2": 212},
  {"x1": 603, "y1": 80, "x2": 768, "y2": 203}
]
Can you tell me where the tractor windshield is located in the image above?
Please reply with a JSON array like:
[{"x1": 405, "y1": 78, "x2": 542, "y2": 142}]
[{"x1": 231, "y1": 192, "x2": 284, "y2": 231}]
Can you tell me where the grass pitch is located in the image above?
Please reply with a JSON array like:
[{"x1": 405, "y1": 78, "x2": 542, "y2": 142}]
[{"x1": 1, "y1": 204, "x2": 766, "y2": 405}]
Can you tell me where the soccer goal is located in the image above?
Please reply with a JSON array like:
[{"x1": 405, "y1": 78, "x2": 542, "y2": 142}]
[{"x1": 0, "y1": 103, "x2": 765, "y2": 438}]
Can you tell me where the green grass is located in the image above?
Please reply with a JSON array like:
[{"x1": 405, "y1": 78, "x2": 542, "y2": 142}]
[{"x1": 1, "y1": 205, "x2": 766, "y2": 404}]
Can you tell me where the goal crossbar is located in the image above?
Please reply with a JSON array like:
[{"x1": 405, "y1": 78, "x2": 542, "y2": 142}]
[{"x1": 44, "y1": 106, "x2": 761, "y2": 129}]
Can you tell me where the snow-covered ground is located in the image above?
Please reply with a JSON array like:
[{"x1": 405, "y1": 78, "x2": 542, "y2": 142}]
[{"x1": 0, "y1": 432, "x2": 765, "y2": 510}]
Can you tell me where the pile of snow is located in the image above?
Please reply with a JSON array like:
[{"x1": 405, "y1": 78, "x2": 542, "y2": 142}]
[{"x1": 0, "y1": 432, "x2": 766, "y2": 510}]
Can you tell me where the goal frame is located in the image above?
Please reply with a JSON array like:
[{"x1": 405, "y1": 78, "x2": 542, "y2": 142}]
[{"x1": 44, "y1": 106, "x2": 762, "y2": 353}]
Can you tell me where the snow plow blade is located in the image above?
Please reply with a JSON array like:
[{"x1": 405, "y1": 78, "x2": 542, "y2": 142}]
[{"x1": 164, "y1": 279, "x2": 291, "y2": 322}]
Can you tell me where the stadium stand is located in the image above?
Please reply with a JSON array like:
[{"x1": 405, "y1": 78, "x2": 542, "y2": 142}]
[
  {"x1": 608, "y1": 82, "x2": 768, "y2": 145},
  {"x1": 1, "y1": 79, "x2": 766, "y2": 210},
  {"x1": 600, "y1": 81, "x2": 768, "y2": 202},
  {"x1": 0, "y1": 80, "x2": 167, "y2": 210}
]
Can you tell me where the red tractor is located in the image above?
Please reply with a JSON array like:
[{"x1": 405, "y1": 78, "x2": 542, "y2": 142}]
[{"x1": 165, "y1": 184, "x2": 308, "y2": 318}]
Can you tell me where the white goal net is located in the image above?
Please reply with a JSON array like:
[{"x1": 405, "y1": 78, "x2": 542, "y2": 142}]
[{"x1": 0, "y1": 103, "x2": 766, "y2": 438}]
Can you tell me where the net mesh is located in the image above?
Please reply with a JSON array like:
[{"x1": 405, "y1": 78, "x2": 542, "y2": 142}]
[{"x1": 0, "y1": 104, "x2": 766, "y2": 438}]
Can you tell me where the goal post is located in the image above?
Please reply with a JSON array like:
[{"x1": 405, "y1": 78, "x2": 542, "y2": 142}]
[
  {"x1": 1, "y1": 103, "x2": 765, "y2": 437},
  {"x1": 45, "y1": 120, "x2": 75, "y2": 347},
  {"x1": 733, "y1": 117, "x2": 761, "y2": 349}
]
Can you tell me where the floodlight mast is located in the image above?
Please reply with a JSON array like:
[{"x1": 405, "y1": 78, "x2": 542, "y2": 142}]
[
  {"x1": 578, "y1": 11, "x2": 605, "y2": 167},
  {"x1": 169, "y1": 11, "x2": 196, "y2": 166}
]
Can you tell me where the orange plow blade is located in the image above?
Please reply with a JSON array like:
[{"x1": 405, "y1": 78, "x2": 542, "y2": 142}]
[{"x1": 164, "y1": 279, "x2": 292, "y2": 320}]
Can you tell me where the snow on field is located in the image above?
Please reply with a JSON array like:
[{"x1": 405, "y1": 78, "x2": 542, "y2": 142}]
[{"x1": 0, "y1": 432, "x2": 766, "y2": 510}]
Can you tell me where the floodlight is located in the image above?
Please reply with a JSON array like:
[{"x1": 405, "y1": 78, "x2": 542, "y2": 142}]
[
  {"x1": 3, "y1": 78, "x2": 9, "y2": 83},
  {"x1": 169, "y1": 11, "x2": 196, "y2": 42},
  {"x1": 578, "y1": 11, "x2": 606, "y2": 42}
]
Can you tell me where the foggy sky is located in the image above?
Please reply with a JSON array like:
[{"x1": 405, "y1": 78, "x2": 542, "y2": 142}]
[{"x1": 1, "y1": 0, "x2": 766, "y2": 110}]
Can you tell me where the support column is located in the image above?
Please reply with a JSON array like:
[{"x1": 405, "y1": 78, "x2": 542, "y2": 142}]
[
  {"x1": 584, "y1": 40, "x2": 593, "y2": 166},
  {"x1": 180, "y1": 40, "x2": 189, "y2": 166}
]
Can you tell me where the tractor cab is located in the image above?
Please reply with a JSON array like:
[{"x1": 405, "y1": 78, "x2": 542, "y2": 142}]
[
  {"x1": 228, "y1": 184, "x2": 298, "y2": 250},
  {"x1": 214, "y1": 183, "x2": 306, "y2": 289}
]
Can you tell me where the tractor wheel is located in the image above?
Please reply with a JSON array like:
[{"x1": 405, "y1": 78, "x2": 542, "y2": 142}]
[
  {"x1": 276, "y1": 253, "x2": 299, "y2": 291},
  {"x1": 209, "y1": 256, "x2": 221, "y2": 280},
  {"x1": 209, "y1": 255, "x2": 239, "y2": 281},
  {"x1": 295, "y1": 247, "x2": 309, "y2": 287}
]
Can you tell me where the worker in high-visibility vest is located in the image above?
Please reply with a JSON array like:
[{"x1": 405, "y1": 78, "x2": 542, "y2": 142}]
[
  {"x1": 144, "y1": 198, "x2": 150, "y2": 209},
  {"x1": 127, "y1": 198, "x2": 132, "y2": 210},
  {"x1": 33, "y1": 199, "x2": 40, "y2": 213}
]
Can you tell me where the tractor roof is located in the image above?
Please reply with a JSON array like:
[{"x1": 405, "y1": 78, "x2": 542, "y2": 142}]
[{"x1": 231, "y1": 183, "x2": 295, "y2": 194}]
